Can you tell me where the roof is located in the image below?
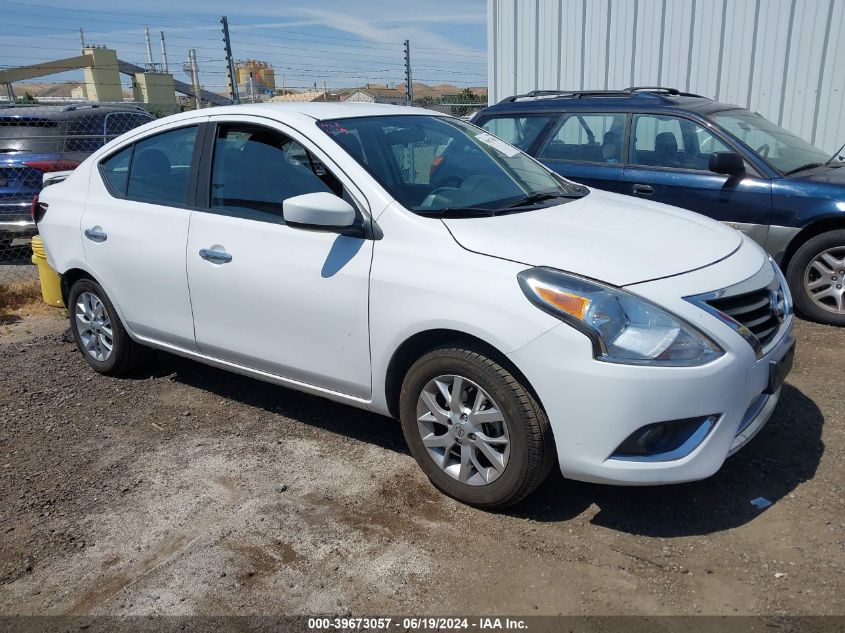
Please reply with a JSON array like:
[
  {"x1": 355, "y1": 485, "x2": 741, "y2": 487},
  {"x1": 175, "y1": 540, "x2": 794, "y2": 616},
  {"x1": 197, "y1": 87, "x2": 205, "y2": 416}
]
[
  {"x1": 159, "y1": 102, "x2": 438, "y2": 124},
  {"x1": 480, "y1": 88, "x2": 744, "y2": 116}
]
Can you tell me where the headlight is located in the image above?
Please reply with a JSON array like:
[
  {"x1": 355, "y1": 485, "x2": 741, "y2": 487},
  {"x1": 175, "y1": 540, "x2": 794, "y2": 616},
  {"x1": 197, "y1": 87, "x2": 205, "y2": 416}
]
[
  {"x1": 518, "y1": 267, "x2": 724, "y2": 366},
  {"x1": 770, "y1": 257, "x2": 793, "y2": 316}
]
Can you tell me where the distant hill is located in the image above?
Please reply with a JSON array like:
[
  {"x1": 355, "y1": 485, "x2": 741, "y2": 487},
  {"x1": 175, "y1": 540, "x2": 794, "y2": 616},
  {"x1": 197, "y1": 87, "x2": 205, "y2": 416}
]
[{"x1": 14, "y1": 82, "x2": 133, "y2": 99}]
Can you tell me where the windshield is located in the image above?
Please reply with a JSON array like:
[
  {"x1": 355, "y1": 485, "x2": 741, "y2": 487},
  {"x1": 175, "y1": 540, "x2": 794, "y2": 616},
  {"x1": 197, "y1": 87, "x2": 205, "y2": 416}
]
[
  {"x1": 710, "y1": 109, "x2": 832, "y2": 174},
  {"x1": 317, "y1": 115, "x2": 585, "y2": 214}
]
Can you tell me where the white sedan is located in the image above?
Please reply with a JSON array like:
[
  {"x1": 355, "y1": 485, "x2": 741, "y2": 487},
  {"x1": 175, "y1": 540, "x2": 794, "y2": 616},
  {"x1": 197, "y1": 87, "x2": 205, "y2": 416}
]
[{"x1": 37, "y1": 103, "x2": 795, "y2": 508}]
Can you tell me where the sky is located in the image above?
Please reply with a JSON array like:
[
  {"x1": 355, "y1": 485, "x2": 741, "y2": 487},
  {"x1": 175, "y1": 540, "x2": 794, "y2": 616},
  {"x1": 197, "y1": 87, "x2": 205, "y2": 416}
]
[{"x1": 1, "y1": 0, "x2": 488, "y2": 95}]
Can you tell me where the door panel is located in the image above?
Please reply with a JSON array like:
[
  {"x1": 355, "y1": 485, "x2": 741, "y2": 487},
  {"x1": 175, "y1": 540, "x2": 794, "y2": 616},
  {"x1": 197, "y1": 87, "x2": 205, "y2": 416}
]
[
  {"x1": 81, "y1": 124, "x2": 201, "y2": 349},
  {"x1": 623, "y1": 114, "x2": 772, "y2": 230},
  {"x1": 187, "y1": 216, "x2": 372, "y2": 397},
  {"x1": 186, "y1": 117, "x2": 373, "y2": 398}
]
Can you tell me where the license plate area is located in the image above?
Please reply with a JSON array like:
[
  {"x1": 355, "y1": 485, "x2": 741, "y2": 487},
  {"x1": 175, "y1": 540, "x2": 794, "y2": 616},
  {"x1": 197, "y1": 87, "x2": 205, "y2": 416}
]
[{"x1": 765, "y1": 340, "x2": 795, "y2": 395}]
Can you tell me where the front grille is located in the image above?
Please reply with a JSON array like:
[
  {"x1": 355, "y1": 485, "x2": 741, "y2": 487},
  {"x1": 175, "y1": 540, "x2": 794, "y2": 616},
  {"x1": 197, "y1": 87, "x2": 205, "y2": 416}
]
[{"x1": 707, "y1": 287, "x2": 780, "y2": 346}]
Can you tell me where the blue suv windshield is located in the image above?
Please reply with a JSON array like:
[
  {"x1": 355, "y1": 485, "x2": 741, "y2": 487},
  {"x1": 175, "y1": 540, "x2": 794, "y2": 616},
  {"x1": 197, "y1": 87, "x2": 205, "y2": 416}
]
[
  {"x1": 711, "y1": 109, "x2": 831, "y2": 175},
  {"x1": 318, "y1": 115, "x2": 585, "y2": 215}
]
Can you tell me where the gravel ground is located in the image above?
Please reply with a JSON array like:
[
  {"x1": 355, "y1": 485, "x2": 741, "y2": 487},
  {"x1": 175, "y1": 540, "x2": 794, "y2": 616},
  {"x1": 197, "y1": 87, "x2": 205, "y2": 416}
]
[{"x1": 0, "y1": 308, "x2": 842, "y2": 616}]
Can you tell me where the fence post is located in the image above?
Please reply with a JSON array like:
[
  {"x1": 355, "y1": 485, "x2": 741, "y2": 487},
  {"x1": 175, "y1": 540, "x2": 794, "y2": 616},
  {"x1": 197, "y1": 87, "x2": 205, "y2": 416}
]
[
  {"x1": 221, "y1": 16, "x2": 239, "y2": 104},
  {"x1": 404, "y1": 39, "x2": 413, "y2": 106}
]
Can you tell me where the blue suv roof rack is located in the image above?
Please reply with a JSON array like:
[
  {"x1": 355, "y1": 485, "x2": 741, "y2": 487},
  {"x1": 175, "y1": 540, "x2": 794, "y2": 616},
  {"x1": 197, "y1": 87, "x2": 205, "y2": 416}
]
[
  {"x1": 61, "y1": 102, "x2": 149, "y2": 112},
  {"x1": 499, "y1": 86, "x2": 706, "y2": 104}
]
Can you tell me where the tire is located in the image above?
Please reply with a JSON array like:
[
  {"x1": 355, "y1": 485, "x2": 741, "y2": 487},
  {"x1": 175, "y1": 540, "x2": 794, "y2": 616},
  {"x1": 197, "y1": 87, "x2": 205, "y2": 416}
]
[
  {"x1": 67, "y1": 278, "x2": 151, "y2": 375},
  {"x1": 786, "y1": 229, "x2": 845, "y2": 326},
  {"x1": 399, "y1": 346, "x2": 555, "y2": 509}
]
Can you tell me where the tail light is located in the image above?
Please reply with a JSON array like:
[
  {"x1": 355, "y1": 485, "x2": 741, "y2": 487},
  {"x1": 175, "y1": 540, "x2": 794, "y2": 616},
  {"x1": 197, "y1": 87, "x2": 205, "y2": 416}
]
[
  {"x1": 31, "y1": 194, "x2": 48, "y2": 224},
  {"x1": 23, "y1": 160, "x2": 81, "y2": 173}
]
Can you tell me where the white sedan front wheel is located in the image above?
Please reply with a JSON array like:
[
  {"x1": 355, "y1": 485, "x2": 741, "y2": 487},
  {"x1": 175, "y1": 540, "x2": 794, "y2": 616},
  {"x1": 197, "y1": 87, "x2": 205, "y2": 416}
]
[{"x1": 400, "y1": 346, "x2": 555, "y2": 509}]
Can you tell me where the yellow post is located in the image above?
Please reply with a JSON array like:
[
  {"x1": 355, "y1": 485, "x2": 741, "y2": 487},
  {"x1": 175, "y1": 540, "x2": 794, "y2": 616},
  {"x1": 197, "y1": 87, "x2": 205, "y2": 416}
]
[{"x1": 31, "y1": 236, "x2": 64, "y2": 307}]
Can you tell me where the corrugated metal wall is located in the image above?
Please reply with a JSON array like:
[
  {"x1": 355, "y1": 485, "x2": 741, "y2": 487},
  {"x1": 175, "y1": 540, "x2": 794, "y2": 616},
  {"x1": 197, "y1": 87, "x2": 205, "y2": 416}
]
[{"x1": 487, "y1": 0, "x2": 845, "y2": 153}]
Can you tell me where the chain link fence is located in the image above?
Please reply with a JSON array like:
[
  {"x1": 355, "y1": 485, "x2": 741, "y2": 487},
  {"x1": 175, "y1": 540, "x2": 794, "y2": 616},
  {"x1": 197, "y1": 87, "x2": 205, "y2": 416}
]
[{"x1": 0, "y1": 102, "x2": 157, "y2": 292}]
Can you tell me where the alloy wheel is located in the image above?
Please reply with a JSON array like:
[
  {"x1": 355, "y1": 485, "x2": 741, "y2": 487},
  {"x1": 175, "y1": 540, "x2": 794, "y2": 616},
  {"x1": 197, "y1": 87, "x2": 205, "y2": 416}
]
[
  {"x1": 804, "y1": 246, "x2": 845, "y2": 314},
  {"x1": 74, "y1": 291, "x2": 114, "y2": 362},
  {"x1": 415, "y1": 374, "x2": 511, "y2": 486}
]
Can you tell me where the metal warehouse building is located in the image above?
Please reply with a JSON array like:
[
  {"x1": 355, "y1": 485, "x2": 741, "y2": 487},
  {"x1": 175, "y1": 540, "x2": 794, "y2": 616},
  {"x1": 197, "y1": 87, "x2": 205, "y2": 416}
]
[{"x1": 487, "y1": 0, "x2": 845, "y2": 153}]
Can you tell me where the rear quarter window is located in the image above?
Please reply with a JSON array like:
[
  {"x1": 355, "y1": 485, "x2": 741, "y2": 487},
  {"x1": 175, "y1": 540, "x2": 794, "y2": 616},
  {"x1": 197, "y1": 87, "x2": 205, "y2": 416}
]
[{"x1": 100, "y1": 145, "x2": 133, "y2": 196}]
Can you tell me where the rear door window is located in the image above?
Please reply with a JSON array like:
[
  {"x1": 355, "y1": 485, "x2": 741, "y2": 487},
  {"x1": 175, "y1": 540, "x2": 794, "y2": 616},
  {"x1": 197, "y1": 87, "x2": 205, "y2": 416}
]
[
  {"x1": 479, "y1": 115, "x2": 556, "y2": 151},
  {"x1": 124, "y1": 126, "x2": 198, "y2": 206},
  {"x1": 538, "y1": 113, "x2": 627, "y2": 164}
]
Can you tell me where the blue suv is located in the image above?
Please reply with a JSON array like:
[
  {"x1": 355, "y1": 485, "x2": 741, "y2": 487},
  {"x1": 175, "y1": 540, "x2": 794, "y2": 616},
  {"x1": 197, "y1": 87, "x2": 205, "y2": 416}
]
[
  {"x1": 0, "y1": 103, "x2": 153, "y2": 250},
  {"x1": 472, "y1": 88, "x2": 845, "y2": 326}
]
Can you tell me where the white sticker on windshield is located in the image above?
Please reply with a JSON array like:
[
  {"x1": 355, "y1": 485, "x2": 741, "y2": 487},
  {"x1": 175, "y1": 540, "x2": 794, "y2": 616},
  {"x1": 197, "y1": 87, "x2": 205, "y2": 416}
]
[{"x1": 475, "y1": 132, "x2": 521, "y2": 158}]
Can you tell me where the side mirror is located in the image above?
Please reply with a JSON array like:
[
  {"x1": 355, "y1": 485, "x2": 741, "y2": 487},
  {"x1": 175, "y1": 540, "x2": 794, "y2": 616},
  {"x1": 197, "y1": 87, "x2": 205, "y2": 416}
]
[
  {"x1": 283, "y1": 192, "x2": 357, "y2": 232},
  {"x1": 709, "y1": 152, "x2": 746, "y2": 176}
]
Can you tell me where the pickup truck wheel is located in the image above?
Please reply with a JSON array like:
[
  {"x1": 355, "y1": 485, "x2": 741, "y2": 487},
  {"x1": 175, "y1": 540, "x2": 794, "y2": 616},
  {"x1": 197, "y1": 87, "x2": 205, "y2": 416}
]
[
  {"x1": 787, "y1": 229, "x2": 845, "y2": 326},
  {"x1": 399, "y1": 346, "x2": 555, "y2": 509},
  {"x1": 67, "y1": 278, "x2": 152, "y2": 375}
]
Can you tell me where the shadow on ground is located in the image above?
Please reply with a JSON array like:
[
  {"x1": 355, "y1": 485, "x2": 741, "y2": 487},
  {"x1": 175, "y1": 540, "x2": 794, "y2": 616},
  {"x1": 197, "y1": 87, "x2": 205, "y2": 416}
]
[
  {"x1": 134, "y1": 352, "x2": 823, "y2": 537},
  {"x1": 145, "y1": 350, "x2": 409, "y2": 455},
  {"x1": 508, "y1": 383, "x2": 824, "y2": 536}
]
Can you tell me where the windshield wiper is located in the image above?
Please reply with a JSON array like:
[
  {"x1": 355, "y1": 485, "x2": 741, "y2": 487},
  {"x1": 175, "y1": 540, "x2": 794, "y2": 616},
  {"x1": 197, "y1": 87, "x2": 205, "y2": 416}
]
[
  {"x1": 783, "y1": 162, "x2": 823, "y2": 176},
  {"x1": 497, "y1": 191, "x2": 576, "y2": 210},
  {"x1": 824, "y1": 141, "x2": 845, "y2": 166},
  {"x1": 416, "y1": 189, "x2": 588, "y2": 218},
  {"x1": 415, "y1": 207, "x2": 498, "y2": 218}
]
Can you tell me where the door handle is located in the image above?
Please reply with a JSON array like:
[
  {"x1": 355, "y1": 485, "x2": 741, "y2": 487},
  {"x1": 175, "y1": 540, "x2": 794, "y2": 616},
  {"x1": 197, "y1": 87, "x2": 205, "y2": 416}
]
[
  {"x1": 199, "y1": 248, "x2": 232, "y2": 264},
  {"x1": 633, "y1": 184, "x2": 654, "y2": 196},
  {"x1": 84, "y1": 227, "x2": 107, "y2": 242}
]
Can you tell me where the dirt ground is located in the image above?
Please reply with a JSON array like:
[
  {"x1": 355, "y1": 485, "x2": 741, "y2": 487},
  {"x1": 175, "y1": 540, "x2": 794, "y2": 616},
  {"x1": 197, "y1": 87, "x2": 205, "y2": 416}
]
[{"x1": 0, "y1": 306, "x2": 842, "y2": 617}]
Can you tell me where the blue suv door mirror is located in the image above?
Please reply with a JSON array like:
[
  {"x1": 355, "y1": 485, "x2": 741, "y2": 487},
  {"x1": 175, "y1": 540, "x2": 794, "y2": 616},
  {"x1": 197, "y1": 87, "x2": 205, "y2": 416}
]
[{"x1": 709, "y1": 152, "x2": 746, "y2": 176}]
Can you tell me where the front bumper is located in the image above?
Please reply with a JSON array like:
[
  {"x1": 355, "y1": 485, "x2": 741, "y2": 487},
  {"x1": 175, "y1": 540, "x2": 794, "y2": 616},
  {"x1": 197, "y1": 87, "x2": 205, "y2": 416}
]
[{"x1": 508, "y1": 250, "x2": 794, "y2": 486}]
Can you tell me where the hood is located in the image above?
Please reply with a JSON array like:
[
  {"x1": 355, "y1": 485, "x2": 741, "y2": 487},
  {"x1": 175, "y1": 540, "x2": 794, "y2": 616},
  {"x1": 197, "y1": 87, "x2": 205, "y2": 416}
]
[{"x1": 442, "y1": 189, "x2": 743, "y2": 286}]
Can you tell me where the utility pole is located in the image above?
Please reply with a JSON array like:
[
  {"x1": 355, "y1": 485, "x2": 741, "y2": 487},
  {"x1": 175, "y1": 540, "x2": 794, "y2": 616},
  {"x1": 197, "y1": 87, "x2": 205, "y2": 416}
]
[
  {"x1": 323, "y1": 80, "x2": 328, "y2": 102},
  {"x1": 144, "y1": 27, "x2": 154, "y2": 71},
  {"x1": 220, "y1": 16, "x2": 239, "y2": 104},
  {"x1": 404, "y1": 39, "x2": 413, "y2": 106},
  {"x1": 188, "y1": 49, "x2": 201, "y2": 109},
  {"x1": 159, "y1": 31, "x2": 169, "y2": 73},
  {"x1": 79, "y1": 28, "x2": 86, "y2": 53}
]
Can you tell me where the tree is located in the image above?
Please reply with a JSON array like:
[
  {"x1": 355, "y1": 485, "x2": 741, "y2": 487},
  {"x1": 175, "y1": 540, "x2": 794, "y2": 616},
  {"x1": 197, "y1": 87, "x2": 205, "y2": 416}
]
[{"x1": 450, "y1": 88, "x2": 485, "y2": 117}]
